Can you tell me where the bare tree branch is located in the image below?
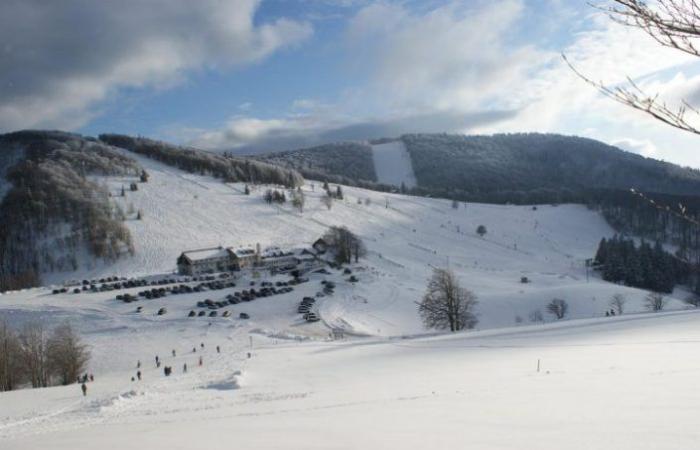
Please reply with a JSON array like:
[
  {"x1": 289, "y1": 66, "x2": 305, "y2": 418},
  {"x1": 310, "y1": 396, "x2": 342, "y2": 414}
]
[{"x1": 563, "y1": 54, "x2": 700, "y2": 136}]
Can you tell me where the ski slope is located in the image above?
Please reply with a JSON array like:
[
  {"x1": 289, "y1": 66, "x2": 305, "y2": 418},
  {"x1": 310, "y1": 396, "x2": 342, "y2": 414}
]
[
  {"x1": 371, "y1": 140, "x2": 417, "y2": 188},
  {"x1": 2, "y1": 149, "x2": 699, "y2": 448},
  {"x1": 34, "y1": 148, "x2": 691, "y2": 332}
]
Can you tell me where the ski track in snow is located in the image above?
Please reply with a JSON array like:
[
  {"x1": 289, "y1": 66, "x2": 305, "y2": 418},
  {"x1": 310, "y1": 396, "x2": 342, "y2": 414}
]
[{"x1": 371, "y1": 140, "x2": 417, "y2": 188}]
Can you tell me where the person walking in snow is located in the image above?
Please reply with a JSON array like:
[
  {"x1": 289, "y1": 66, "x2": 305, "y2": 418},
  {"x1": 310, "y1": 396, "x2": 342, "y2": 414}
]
[
  {"x1": 137, "y1": 370, "x2": 142, "y2": 381},
  {"x1": 183, "y1": 363, "x2": 187, "y2": 373},
  {"x1": 192, "y1": 347, "x2": 196, "y2": 353},
  {"x1": 137, "y1": 360, "x2": 141, "y2": 369},
  {"x1": 155, "y1": 355, "x2": 160, "y2": 366},
  {"x1": 89, "y1": 374, "x2": 94, "y2": 382},
  {"x1": 200, "y1": 343, "x2": 204, "y2": 349},
  {"x1": 216, "y1": 345, "x2": 220, "y2": 354},
  {"x1": 81, "y1": 382, "x2": 87, "y2": 396},
  {"x1": 172, "y1": 349, "x2": 176, "y2": 357},
  {"x1": 198, "y1": 356, "x2": 203, "y2": 366}
]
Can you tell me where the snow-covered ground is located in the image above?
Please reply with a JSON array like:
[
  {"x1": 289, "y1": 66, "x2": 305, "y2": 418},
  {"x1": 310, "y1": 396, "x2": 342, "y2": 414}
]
[
  {"x1": 3, "y1": 308, "x2": 700, "y2": 449},
  {"x1": 371, "y1": 140, "x2": 417, "y2": 188},
  {"x1": 2, "y1": 149, "x2": 698, "y2": 448}
]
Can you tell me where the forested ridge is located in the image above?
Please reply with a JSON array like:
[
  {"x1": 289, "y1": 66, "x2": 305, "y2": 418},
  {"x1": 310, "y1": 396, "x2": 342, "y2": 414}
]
[
  {"x1": 0, "y1": 131, "x2": 140, "y2": 291},
  {"x1": 100, "y1": 134, "x2": 304, "y2": 188}
]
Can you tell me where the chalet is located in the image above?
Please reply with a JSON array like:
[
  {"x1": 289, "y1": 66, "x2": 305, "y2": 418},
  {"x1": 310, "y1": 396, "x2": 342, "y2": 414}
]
[
  {"x1": 177, "y1": 247, "x2": 233, "y2": 275},
  {"x1": 177, "y1": 241, "x2": 326, "y2": 275},
  {"x1": 260, "y1": 246, "x2": 298, "y2": 270},
  {"x1": 230, "y1": 247, "x2": 259, "y2": 270}
]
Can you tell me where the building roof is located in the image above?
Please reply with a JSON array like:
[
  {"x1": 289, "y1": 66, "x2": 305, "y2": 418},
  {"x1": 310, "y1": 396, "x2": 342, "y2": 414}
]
[
  {"x1": 181, "y1": 247, "x2": 229, "y2": 262},
  {"x1": 230, "y1": 247, "x2": 256, "y2": 258}
]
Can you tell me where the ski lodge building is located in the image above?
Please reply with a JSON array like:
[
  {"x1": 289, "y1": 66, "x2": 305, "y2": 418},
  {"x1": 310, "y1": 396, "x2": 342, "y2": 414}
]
[{"x1": 177, "y1": 243, "x2": 322, "y2": 275}]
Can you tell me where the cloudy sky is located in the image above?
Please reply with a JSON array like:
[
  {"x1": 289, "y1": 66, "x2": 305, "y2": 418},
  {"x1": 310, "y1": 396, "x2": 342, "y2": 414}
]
[{"x1": 3, "y1": 0, "x2": 700, "y2": 167}]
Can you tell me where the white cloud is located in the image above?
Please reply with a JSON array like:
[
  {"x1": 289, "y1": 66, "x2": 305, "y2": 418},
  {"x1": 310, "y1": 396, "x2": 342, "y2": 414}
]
[
  {"x1": 0, "y1": 0, "x2": 312, "y2": 132},
  {"x1": 182, "y1": 1, "x2": 700, "y2": 169},
  {"x1": 344, "y1": 0, "x2": 549, "y2": 113},
  {"x1": 610, "y1": 138, "x2": 659, "y2": 158}
]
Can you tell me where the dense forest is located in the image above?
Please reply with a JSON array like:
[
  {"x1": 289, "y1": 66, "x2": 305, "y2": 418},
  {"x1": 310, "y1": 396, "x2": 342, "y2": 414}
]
[
  {"x1": 251, "y1": 133, "x2": 700, "y2": 205},
  {"x1": 256, "y1": 142, "x2": 377, "y2": 183},
  {"x1": 402, "y1": 133, "x2": 700, "y2": 201},
  {"x1": 0, "y1": 131, "x2": 141, "y2": 291},
  {"x1": 593, "y1": 235, "x2": 690, "y2": 293},
  {"x1": 100, "y1": 134, "x2": 304, "y2": 188}
]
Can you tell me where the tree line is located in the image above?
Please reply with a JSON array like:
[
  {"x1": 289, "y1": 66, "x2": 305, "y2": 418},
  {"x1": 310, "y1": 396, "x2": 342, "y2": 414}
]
[
  {"x1": 0, "y1": 320, "x2": 90, "y2": 391},
  {"x1": 594, "y1": 235, "x2": 689, "y2": 293},
  {"x1": 100, "y1": 134, "x2": 304, "y2": 188}
]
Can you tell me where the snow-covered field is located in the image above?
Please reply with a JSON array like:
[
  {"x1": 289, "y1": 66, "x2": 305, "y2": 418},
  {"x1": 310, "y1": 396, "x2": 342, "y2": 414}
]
[
  {"x1": 2, "y1": 149, "x2": 698, "y2": 449},
  {"x1": 371, "y1": 140, "x2": 417, "y2": 188},
  {"x1": 3, "y1": 309, "x2": 700, "y2": 449}
]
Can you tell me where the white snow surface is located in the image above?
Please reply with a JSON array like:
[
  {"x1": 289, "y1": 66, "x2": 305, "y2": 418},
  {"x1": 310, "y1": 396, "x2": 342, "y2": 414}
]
[
  {"x1": 2, "y1": 149, "x2": 699, "y2": 448},
  {"x1": 371, "y1": 140, "x2": 417, "y2": 188}
]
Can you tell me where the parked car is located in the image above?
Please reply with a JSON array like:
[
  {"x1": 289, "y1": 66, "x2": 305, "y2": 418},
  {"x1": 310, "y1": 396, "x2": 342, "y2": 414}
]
[
  {"x1": 157, "y1": 307, "x2": 167, "y2": 316},
  {"x1": 239, "y1": 313, "x2": 250, "y2": 319},
  {"x1": 198, "y1": 310, "x2": 207, "y2": 317},
  {"x1": 188, "y1": 310, "x2": 196, "y2": 317},
  {"x1": 304, "y1": 313, "x2": 320, "y2": 322}
]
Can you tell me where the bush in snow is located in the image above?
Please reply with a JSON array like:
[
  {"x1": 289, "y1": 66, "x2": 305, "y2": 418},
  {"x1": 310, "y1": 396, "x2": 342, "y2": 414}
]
[
  {"x1": 645, "y1": 292, "x2": 667, "y2": 312},
  {"x1": 529, "y1": 309, "x2": 544, "y2": 323},
  {"x1": 683, "y1": 295, "x2": 700, "y2": 308},
  {"x1": 546, "y1": 298, "x2": 568, "y2": 320},
  {"x1": 609, "y1": 293, "x2": 626, "y2": 315}
]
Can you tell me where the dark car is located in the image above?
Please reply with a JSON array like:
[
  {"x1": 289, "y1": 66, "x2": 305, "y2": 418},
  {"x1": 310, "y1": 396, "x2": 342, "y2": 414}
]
[
  {"x1": 198, "y1": 310, "x2": 207, "y2": 317},
  {"x1": 157, "y1": 307, "x2": 167, "y2": 315},
  {"x1": 188, "y1": 310, "x2": 196, "y2": 317},
  {"x1": 239, "y1": 313, "x2": 250, "y2": 319},
  {"x1": 209, "y1": 311, "x2": 218, "y2": 317},
  {"x1": 304, "y1": 312, "x2": 320, "y2": 322}
]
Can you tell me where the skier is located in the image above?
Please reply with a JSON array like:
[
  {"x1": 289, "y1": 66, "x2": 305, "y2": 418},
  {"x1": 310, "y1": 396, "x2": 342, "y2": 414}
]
[{"x1": 81, "y1": 382, "x2": 87, "y2": 397}]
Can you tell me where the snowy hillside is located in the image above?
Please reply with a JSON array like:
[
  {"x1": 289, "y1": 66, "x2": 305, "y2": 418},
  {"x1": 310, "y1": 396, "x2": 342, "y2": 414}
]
[
  {"x1": 371, "y1": 140, "x2": 417, "y2": 188},
  {"x1": 34, "y1": 148, "x2": 691, "y2": 332},
  {"x1": 2, "y1": 148, "x2": 699, "y2": 449}
]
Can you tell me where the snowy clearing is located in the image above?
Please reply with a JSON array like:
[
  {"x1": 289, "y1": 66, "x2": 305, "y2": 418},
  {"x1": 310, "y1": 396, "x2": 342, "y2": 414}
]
[{"x1": 371, "y1": 140, "x2": 417, "y2": 188}]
